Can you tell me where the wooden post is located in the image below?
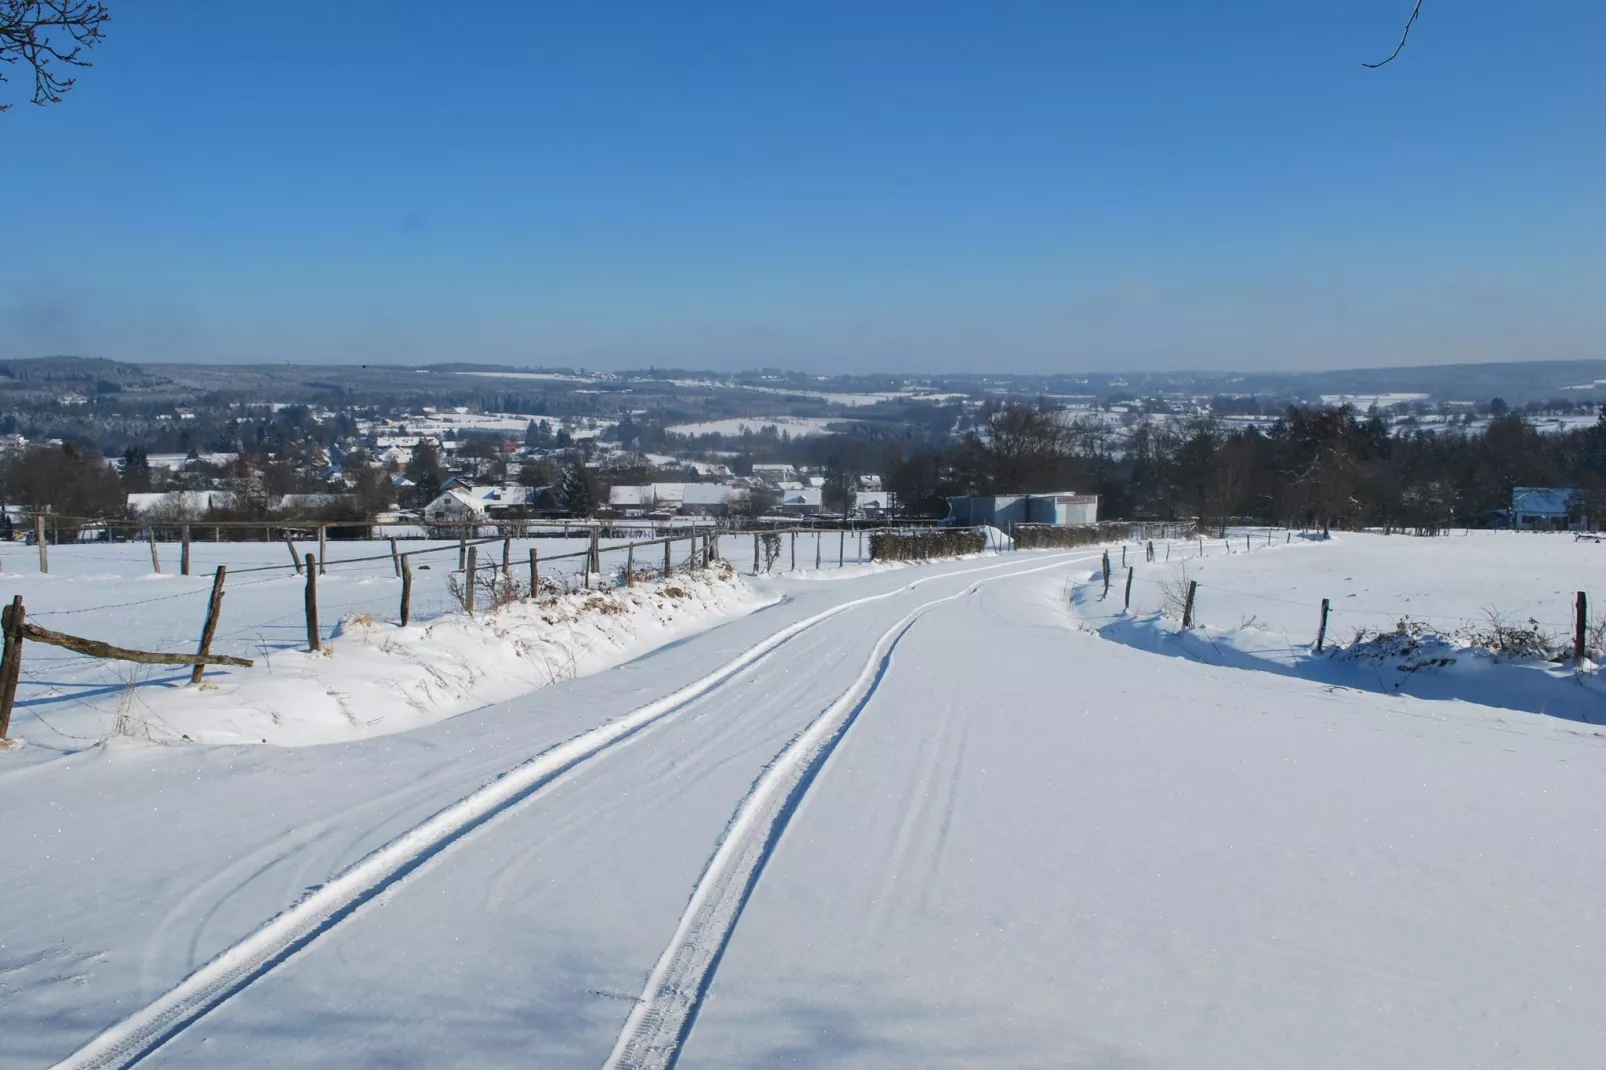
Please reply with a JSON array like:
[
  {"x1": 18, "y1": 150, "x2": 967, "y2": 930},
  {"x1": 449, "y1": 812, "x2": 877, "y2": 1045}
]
[
  {"x1": 790, "y1": 530, "x2": 796, "y2": 571},
  {"x1": 0, "y1": 595, "x2": 24, "y2": 739},
  {"x1": 304, "y1": 553, "x2": 320, "y2": 651},
  {"x1": 465, "y1": 546, "x2": 478, "y2": 615},
  {"x1": 1102, "y1": 551, "x2": 1111, "y2": 599},
  {"x1": 181, "y1": 525, "x2": 192, "y2": 577},
  {"x1": 1124, "y1": 566, "x2": 1134, "y2": 612},
  {"x1": 190, "y1": 565, "x2": 227, "y2": 685},
  {"x1": 1121, "y1": 545, "x2": 1126, "y2": 568},
  {"x1": 285, "y1": 533, "x2": 303, "y2": 574},
  {"x1": 626, "y1": 543, "x2": 635, "y2": 586},
  {"x1": 147, "y1": 528, "x2": 161, "y2": 574},
  {"x1": 458, "y1": 533, "x2": 467, "y2": 570},
  {"x1": 752, "y1": 532, "x2": 760, "y2": 573},
  {"x1": 35, "y1": 515, "x2": 46, "y2": 574},
  {"x1": 1316, "y1": 597, "x2": 1331, "y2": 653},
  {"x1": 529, "y1": 547, "x2": 539, "y2": 595},
  {"x1": 389, "y1": 537, "x2": 400, "y2": 577},
  {"x1": 589, "y1": 528, "x2": 601, "y2": 575},
  {"x1": 838, "y1": 529, "x2": 845, "y2": 568},
  {"x1": 1246, "y1": 535, "x2": 1251, "y2": 553},
  {"x1": 663, "y1": 537, "x2": 671, "y2": 577},
  {"x1": 1181, "y1": 580, "x2": 1198, "y2": 629},
  {"x1": 815, "y1": 531, "x2": 822, "y2": 569},
  {"x1": 318, "y1": 524, "x2": 327, "y2": 576},
  {"x1": 502, "y1": 536, "x2": 512, "y2": 577},
  {"x1": 400, "y1": 554, "x2": 414, "y2": 626},
  {"x1": 1575, "y1": 591, "x2": 1587, "y2": 664},
  {"x1": 858, "y1": 529, "x2": 863, "y2": 562}
]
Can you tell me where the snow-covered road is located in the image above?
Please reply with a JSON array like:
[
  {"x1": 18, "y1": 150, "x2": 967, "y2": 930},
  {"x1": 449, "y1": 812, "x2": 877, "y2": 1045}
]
[{"x1": 8, "y1": 545, "x2": 1605, "y2": 1068}]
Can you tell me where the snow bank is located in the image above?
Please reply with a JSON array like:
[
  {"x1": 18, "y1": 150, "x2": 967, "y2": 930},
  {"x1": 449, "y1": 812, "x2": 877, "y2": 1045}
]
[{"x1": 108, "y1": 564, "x2": 768, "y2": 747}]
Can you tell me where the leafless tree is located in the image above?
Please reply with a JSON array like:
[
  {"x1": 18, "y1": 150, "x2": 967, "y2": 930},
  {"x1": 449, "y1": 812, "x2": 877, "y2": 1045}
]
[{"x1": 1, "y1": 1, "x2": 109, "y2": 110}]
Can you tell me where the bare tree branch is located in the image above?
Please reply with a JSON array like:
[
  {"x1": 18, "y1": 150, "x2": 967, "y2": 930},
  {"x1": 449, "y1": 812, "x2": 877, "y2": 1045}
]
[
  {"x1": 1363, "y1": 0, "x2": 1423, "y2": 69},
  {"x1": 0, "y1": 1, "x2": 110, "y2": 111}
]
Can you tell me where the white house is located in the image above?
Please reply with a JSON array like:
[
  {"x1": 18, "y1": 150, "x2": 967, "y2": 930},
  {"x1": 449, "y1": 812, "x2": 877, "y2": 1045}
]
[
  {"x1": 126, "y1": 490, "x2": 235, "y2": 516},
  {"x1": 751, "y1": 463, "x2": 796, "y2": 483},
  {"x1": 423, "y1": 483, "x2": 539, "y2": 522},
  {"x1": 777, "y1": 487, "x2": 824, "y2": 513},
  {"x1": 1511, "y1": 487, "x2": 1575, "y2": 529},
  {"x1": 946, "y1": 493, "x2": 1099, "y2": 527}
]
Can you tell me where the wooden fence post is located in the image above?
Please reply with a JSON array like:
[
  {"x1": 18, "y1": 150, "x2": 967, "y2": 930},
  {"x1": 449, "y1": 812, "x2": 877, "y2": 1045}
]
[
  {"x1": 318, "y1": 524, "x2": 327, "y2": 576},
  {"x1": 465, "y1": 546, "x2": 478, "y2": 614},
  {"x1": 815, "y1": 531, "x2": 822, "y2": 569},
  {"x1": 663, "y1": 537, "x2": 671, "y2": 577},
  {"x1": 502, "y1": 536, "x2": 512, "y2": 576},
  {"x1": 304, "y1": 553, "x2": 320, "y2": 651},
  {"x1": 529, "y1": 547, "x2": 539, "y2": 596},
  {"x1": 626, "y1": 543, "x2": 635, "y2": 586},
  {"x1": 458, "y1": 533, "x2": 467, "y2": 570},
  {"x1": 1316, "y1": 597, "x2": 1331, "y2": 653},
  {"x1": 752, "y1": 532, "x2": 760, "y2": 573},
  {"x1": 1102, "y1": 551, "x2": 1111, "y2": 599},
  {"x1": 400, "y1": 554, "x2": 414, "y2": 626},
  {"x1": 0, "y1": 595, "x2": 24, "y2": 739},
  {"x1": 147, "y1": 528, "x2": 161, "y2": 574},
  {"x1": 181, "y1": 525, "x2": 192, "y2": 576},
  {"x1": 839, "y1": 529, "x2": 845, "y2": 568},
  {"x1": 35, "y1": 515, "x2": 46, "y2": 574},
  {"x1": 389, "y1": 537, "x2": 400, "y2": 577},
  {"x1": 1575, "y1": 591, "x2": 1587, "y2": 663},
  {"x1": 790, "y1": 530, "x2": 796, "y2": 571},
  {"x1": 190, "y1": 566, "x2": 228, "y2": 685},
  {"x1": 1124, "y1": 566, "x2": 1134, "y2": 612},
  {"x1": 1181, "y1": 580, "x2": 1198, "y2": 629},
  {"x1": 588, "y1": 528, "x2": 601, "y2": 575},
  {"x1": 285, "y1": 533, "x2": 303, "y2": 574}
]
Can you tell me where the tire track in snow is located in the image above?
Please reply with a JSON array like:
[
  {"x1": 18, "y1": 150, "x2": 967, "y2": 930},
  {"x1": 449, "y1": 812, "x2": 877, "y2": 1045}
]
[
  {"x1": 603, "y1": 555, "x2": 1082, "y2": 1070},
  {"x1": 51, "y1": 550, "x2": 1096, "y2": 1070}
]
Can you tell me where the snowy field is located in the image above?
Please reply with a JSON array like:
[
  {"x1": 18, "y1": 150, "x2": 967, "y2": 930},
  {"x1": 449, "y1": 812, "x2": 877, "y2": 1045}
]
[
  {"x1": 3, "y1": 534, "x2": 1604, "y2": 1068},
  {"x1": 1074, "y1": 529, "x2": 1606, "y2": 722},
  {"x1": 664, "y1": 415, "x2": 842, "y2": 437}
]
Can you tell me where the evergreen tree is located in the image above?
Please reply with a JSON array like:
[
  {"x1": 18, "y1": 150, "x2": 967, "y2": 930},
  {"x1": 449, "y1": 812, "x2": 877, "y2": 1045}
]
[
  {"x1": 405, "y1": 439, "x2": 447, "y2": 505},
  {"x1": 558, "y1": 460, "x2": 595, "y2": 516},
  {"x1": 118, "y1": 446, "x2": 152, "y2": 492}
]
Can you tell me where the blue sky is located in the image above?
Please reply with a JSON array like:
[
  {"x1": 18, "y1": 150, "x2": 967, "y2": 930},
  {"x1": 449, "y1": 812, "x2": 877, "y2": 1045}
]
[{"x1": 3, "y1": 0, "x2": 1603, "y2": 373}]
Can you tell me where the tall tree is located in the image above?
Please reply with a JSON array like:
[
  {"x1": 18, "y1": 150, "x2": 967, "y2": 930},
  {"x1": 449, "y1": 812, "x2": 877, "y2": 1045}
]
[
  {"x1": 558, "y1": 460, "x2": 596, "y2": 517},
  {"x1": 405, "y1": 439, "x2": 447, "y2": 505}
]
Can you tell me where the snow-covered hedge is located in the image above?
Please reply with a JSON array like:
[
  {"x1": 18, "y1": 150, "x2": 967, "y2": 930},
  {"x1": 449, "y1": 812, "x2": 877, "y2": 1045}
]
[{"x1": 868, "y1": 529, "x2": 986, "y2": 562}]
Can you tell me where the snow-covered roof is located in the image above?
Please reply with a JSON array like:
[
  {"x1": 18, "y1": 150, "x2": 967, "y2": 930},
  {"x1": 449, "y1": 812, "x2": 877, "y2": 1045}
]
[
  {"x1": 681, "y1": 484, "x2": 732, "y2": 506},
  {"x1": 1512, "y1": 487, "x2": 1573, "y2": 516},
  {"x1": 610, "y1": 485, "x2": 652, "y2": 507},
  {"x1": 126, "y1": 490, "x2": 235, "y2": 515}
]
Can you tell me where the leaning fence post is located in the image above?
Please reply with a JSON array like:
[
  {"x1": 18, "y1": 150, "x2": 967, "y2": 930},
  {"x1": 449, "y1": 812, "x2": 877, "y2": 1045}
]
[
  {"x1": 400, "y1": 554, "x2": 414, "y2": 626},
  {"x1": 190, "y1": 565, "x2": 228, "y2": 685},
  {"x1": 1575, "y1": 591, "x2": 1587, "y2": 663},
  {"x1": 1181, "y1": 580, "x2": 1198, "y2": 629},
  {"x1": 285, "y1": 533, "x2": 303, "y2": 574},
  {"x1": 1124, "y1": 566, "x2": 1134, "y2": 612},
  {"x1": 1102, "y1": 551, "x2": 1111, "y2": 599},
  {"x1": 1316, "y1": 597, "x2": 1331, "y2": 653},
  {"x1": 181, "y1": 524, "x2": 192, "y2": 576},
  {"x1": 147, "y1": 527, "x2": 161, "y2": 574},
  {"x1": 465, "y1": 546, "x2": 478, "y2": 614},
  {"x1": 389, "y1": 537, "x2": 400, "y2": 577},
  {"x1": 303, "y1": 553, "x2": 320, "y2": 651},
  {"x1": 0, "y1": 595, "x2": 24, "y2": 739},
  {"x1": 35, "y1": 515, "x2": 47, "y2": 574}
]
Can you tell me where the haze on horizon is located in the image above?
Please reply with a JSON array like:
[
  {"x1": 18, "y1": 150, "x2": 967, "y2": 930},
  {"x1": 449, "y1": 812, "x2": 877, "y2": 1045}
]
[{"x1": 2, "y1": 1, "x2": 1603, "y2": 375}]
